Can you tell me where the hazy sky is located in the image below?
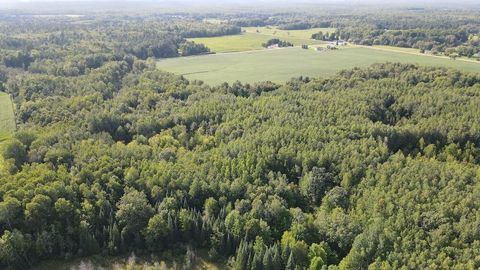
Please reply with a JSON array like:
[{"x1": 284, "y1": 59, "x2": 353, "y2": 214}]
[
  {"x1": 0, "y1": 0, "x2": 479, "y2": 12},
  {"x1": 0, "y1": 0, "x2": 478, "y2": 3}
]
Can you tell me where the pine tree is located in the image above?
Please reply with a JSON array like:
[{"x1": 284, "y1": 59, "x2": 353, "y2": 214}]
[
  {"x1": 251, "y1": 251, "x2": 263, "y2": 270},
  {"x1": 235, "y1": 241, "x2": 248, "y2": 270},
  {"x1": 263, "y1": 247, "x2": 273, "y2": 270},
  {"x1": 272, "y1": 245, "x2": 283, "y2": 270},
  {"x1": 286, "y1": 252, "x2": 295, "y2": 270}
]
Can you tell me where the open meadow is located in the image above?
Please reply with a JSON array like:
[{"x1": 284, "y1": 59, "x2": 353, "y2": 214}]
[
  {"x1": 0, "y1": 92, "x2": 15, "y2": 173},
  {"x1": 0, "y1": 92, "x2": 15, "y2": 135},
  {"x1": 157, "y1": 46, "x2": 480, "y2": 85},
  {"x1": 188, "y1": 27, "x2": 334, "y2": 52}
]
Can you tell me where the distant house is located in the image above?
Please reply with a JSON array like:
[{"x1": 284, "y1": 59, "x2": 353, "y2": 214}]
[
  {"x1": 267, "y1": 44, "x2": 279, "y2": 49},
  {"x1": 424, "y1": 50, "x2": 433, "y2": 55},
  {"x1": 474, "y1": 52, "x2": 480, "y2": 58},
  {"x1": 328, "y1": 40, "x2": 346, "y2": 47}
]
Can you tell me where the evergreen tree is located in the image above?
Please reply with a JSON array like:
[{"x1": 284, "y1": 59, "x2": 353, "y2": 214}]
[{"x1": 286, "y1": 252, "x2": 296, "y2": 270}]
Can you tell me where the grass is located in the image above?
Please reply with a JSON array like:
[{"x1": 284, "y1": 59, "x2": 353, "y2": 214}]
[
  {"x1": 0, "y1": 92, "x2": 15, "y2": 173},
  {"x1": 371, "y1": 45, "x2": 421, "y2": 54},
  {"x1": 243, "y1": 26, "x2": 335, "y2": 45},
  {"x1": 189, "y1": 26, "x2": 335, "y2": 53},
  {"x1": 157, "y1": 47, "x2": 480, "y2": 85},
  {"x1": 189, "y1": 32, "x2": 271, "y2": 53},
  {"x1": 31, "y1": 251, "x2": 223, "y2": 270},
  {"x1": 0, "y1": 92, "x2": 15, "y2": 133}
]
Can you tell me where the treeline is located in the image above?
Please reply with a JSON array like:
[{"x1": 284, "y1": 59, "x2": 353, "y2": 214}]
[
  {"x1": 228, "y1": 10, "x2": 480, "y2": 57},
  {"x1": 262, "y1": 39, "x2": 293, "y2": 48},
  {"x1": 0, "y1": 15, "x2": 243, "y2": 73},
  {"x1": 338, "y1": 27, "x2": 479, "y2": 56}
]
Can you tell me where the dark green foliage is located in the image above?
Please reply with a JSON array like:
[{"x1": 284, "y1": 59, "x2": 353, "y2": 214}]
[
  {"x1": 262, "y1": 38, "x2": 294, "y2": 48},
  {"x1": 2, "y1": 139, "x2": 27, "y2": 170},
  {"x1": 179, "y1": 41, "x2": 211, "y2": 56}
]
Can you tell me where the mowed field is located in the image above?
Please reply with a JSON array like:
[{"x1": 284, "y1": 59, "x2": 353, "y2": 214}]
[
  {"x1": 157, "y1": 47, "x2": 480, "y2": 85},
  {"x1": 189, "y1": 27, "x2": 334, "y2": 52},
  {"x1": 0, "y1": 92, "x2": 15, "y2": 172},
  {"x1": 0, "y1": 92, "x2": 15, "y2": 135}
]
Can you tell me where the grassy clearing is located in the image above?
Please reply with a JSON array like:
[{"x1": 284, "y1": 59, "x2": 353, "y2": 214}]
[
  {"x1": 157, "y1": 47, "x2": 480, "y2": 85},
  {"x1": 0, "y1": 92, "x2": 15, "y2": 173},
  {"x1": 189, "y1": 32, "x2": 271, "y2": 52},
  {"x1": 31, "y1": 251, "x2": 223, "y2": 270},
  {"x1": 243, "y1": 26, "x2": 334, "y2": 42},
  {"x1": 189, "y1": 26, "x2": 335, "y2": 53},
  {"x1": 0, "y1": 92, "x2": 15, "y2": 133},
  {"x1": 371, "y1": 45, "x2": 421, "y2": 54},
  {"x1": 243, "y1": 26, "x2": 335, "y2": 45},
  {"x1": 368, "y1": 45, "x2": 480, "y2": 63}
]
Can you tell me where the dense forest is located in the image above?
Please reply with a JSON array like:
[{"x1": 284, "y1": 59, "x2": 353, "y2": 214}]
[{"x1": 0, "y1": 8, "x2": 480, "y2": 270}]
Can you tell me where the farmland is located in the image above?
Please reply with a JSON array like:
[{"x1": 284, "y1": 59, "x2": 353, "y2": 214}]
[
  {"x1": 157, "y1": 46, "x2": 480, "y2": 85},
  {"x1": 188, "y1": 27, "x2": 334, "y2": 52}
]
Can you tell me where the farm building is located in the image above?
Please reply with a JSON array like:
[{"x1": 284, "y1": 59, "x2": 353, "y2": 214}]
[
  {"x1": 328, "y1": 40, "x2": 347, "y2": 46},
  {"x1": 267, "y1": 44, "x2": 279, "y2": 49}
]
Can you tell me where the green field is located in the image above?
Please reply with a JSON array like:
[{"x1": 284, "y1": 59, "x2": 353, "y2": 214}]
[
  {"x1": 189, "y1": 27, "x2": 334, "y2": 53},
  {"x1": 189, "y1": 32, "x2": 273, "y2": 53},
  {"x1": 0, "y1": 92, "x2": 15, "y2": 134},
  {"x1": 0, "y1": 92, "x2": 15, "y2": 173},
  {"x1": 157, "y1": 47, "x2": 480, "y2": 85},
  {"x1": 243, "y1": 27, "x2": 334, "y2": 41}
]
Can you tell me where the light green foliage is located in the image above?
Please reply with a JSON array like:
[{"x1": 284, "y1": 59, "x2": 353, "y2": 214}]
[{"x1": 116, "y1": 188, "x2": 154, "y2": 242}]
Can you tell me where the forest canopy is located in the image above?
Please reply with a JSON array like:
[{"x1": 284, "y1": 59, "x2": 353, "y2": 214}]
[{"x1": 0, "y1": 8, "x2": 480, "y2": 270}]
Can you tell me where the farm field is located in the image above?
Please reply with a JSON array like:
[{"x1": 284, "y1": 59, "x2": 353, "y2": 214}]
[
  {"x1": 189, "y1": 27, "x2": 334, "y2": 52},
  {"x1": 157, "y1": 46, "x2": 480, "y2": 85}
]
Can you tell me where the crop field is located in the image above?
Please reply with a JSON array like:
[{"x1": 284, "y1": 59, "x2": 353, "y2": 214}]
[
  {"x1": 189, "y1": 26, "x2": 335, "y2": 52},
  {"x1": 157, "y1": 47, "x2": 480, "y2": 85}
]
